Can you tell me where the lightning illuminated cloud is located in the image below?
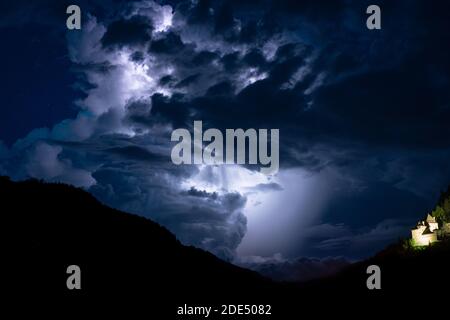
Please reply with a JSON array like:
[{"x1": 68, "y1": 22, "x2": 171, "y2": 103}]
[
  {"x1": 2, "y1": 0, "x2": 450, "y2": 263},
  {"x1": 6, "y1": 0, "x2": 310, "y2": 261}
]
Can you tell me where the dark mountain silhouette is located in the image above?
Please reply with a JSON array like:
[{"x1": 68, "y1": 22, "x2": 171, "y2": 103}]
[
  {"x1": 3, "y1": 176, "x2": 450, "y2": 318},
  {"x1": 238, "y1": 256, "x2": 350, "y2": 282}
]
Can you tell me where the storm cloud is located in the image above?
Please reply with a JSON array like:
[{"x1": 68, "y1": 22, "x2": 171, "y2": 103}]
[{"x1": 1, "y1": 0, "x2": 450, "y2": 262}]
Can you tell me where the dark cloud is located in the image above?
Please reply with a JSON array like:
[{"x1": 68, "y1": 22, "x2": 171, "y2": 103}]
[
  {"x1": 2, "y1": 0, "x2": 450, "y2": 264},
  {"x1": 105, "y1": 145, "x2": 167, "y2": 163},
  {"x1": 214, "y1": 3, "x2": 236, "y2": 36},
  {"x1": 220, "y1": 52, "x2": 240, "y2": 72},
  {"x1": 309, "y1": 219, "x2": 413, "y2": 258},
  {"x1": 249, "y1": 183, "x2": 284, "y2": 192},
  {"x1": 83, "y1": 135, "x2": 248, "y2": 261},
  {"x1": 206, "y1": 81, "x2": 234, "y2": 96},
  {"x1": 242, "y1": 49, "x2": 267, "y2": 68},
  {"x1": 191, "y1": 50, "x2": 219, "y2": 66},
  {"x1": 182, "y1": 0, "x2": 213, "y2": 25},
  {"x1": 149, "y1": 32, "x2": 184, "y2": 54},
  {"x1": 183, "y1": 187, "x2": 218, "y2": 199},
  {"x1": 130, "y1": 51, "x2": 145, "y2": 62},
  {"x1": 102, "y1": 15, "x2": 153, "y2": 48},
  {"x1": 175, "y1": 73, "x2": 201, "y2": 88}
]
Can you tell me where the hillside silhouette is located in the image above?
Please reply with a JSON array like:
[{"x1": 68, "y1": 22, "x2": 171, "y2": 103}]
[{"x1": 3, "y1": 176, "x2": 450, "y2": 317}]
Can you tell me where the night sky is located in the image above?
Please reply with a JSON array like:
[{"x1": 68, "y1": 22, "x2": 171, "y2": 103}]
[{"x1": 1, "y1": 0, "x2": 450, "y2": 269}]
